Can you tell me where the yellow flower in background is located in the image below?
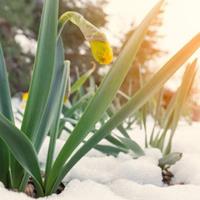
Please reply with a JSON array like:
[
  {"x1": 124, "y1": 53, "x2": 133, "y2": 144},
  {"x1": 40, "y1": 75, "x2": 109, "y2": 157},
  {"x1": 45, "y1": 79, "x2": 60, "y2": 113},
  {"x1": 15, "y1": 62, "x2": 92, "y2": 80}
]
[
  {"x1": 22, "y1": 92, "x2": 68, "y2": 102},
  {"x1": 22, "y1": 92, "x2": 29, "y2": 101},
  {"x1": 20, "y1": 92, "x2": 29, "y2": 109},
  {"x1": 90, "y1": 40, "x2": 113, "y2": 65}
]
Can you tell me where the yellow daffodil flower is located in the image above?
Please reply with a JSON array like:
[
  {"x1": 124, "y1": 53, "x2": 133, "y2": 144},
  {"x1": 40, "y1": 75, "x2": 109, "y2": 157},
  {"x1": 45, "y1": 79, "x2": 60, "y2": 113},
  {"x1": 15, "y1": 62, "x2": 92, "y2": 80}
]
[
  {"x1": 90, "y1": 40, "x2": 113, "y2": 64},
  {"x1": 58, "y1": 11, "x2": 113, "y2": 65}
]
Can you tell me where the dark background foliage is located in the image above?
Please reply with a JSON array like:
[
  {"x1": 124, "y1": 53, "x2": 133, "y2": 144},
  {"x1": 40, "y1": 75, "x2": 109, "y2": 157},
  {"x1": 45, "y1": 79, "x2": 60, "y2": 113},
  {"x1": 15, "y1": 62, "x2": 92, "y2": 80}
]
[
  {"x1": 0, "y1": 0, "x2": 163, "y2": 95},
  {"x1": 0, "y1": 0, "x2": 108, "y2": 94}
]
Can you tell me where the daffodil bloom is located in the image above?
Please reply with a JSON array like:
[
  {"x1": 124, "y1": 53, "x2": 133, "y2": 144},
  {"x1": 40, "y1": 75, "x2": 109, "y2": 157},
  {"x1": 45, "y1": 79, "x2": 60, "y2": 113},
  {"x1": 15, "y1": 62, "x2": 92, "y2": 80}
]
[
  {"x1": 90, "y1": 40, "x2": 113, "y2": 64},
  {"x1": 58, "y1": 11, "x2": 113, "y2": 65}
]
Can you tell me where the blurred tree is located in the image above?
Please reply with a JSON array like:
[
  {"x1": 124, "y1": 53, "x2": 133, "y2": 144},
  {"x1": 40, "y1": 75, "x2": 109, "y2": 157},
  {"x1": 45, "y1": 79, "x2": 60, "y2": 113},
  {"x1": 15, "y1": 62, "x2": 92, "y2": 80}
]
[
  {"x1": 0, "y1": 0, "x2": 108, "y2": 94},
  {"x1": 0, "y1": 0, "x2": 35, "y2": 94},
  {"x1": 119, "y1": 7, "x2": 165, "y2": 97}
]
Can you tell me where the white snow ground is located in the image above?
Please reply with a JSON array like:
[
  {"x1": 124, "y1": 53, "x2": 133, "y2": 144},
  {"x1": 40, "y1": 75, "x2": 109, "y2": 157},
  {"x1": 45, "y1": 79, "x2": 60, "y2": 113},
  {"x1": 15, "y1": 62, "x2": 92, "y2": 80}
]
[{"x1": 1, "y1": 99, "x2": 200, "y2": 200}]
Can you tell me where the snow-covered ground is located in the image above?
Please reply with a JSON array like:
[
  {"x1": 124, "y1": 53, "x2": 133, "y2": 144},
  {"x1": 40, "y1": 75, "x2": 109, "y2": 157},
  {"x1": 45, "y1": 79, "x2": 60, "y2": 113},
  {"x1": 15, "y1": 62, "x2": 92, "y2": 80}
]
[{"x1": 1, "y1": 99, "x2": 200, "y2": 200}]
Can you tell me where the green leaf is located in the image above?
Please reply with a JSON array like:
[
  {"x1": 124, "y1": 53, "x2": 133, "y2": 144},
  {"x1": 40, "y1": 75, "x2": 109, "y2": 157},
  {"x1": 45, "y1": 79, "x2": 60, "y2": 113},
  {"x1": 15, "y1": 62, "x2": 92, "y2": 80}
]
[
  {"x1": 95, "y1": 144, "x2": 128, "y2": 156},
  {"x1": 107, "y1": 107, "x2": 130, "y2": 138},
  {"x1": 0, "y1": 45, "x2": 23, "y2": 189},
  {"x1": 138, "y1": 65, "x2": 148, "y2": 147},
  {"x1": 0, "y1": 113, "x2": 43, "y2": 195},
  {"x1": 161, "y1": 91, "x2": 177, "y2": 128},
  {"x1": 117, "y1": 136, "x2": 145, "y2": 157},
  {"x1": 164, "y1": 59, "x2": 198, "y2": 154},
  {"x1": 149, "y1": 89, "x2": 164, "y2": 145},
  {"x1": 71, "y1": 67, "x2": 95, "y2": 94},
  {"x1": 45, "y1": 1, "x2": 164, "y2": 193},
  {"x1": 106, "y1": 135, "x2": 127, "y2": 149},
  {"x1": 0, "y1": 44, "x2": 14, "y2": 187},
  {"x1": 21, "y1": 0, "x2": 59, "y2": 141},
  {"x1": 45, "y1": 59, "x2": 70, "y2": 187},
  {"x1": 20, "y1": 38, "x2": 70, "y2": 191},
  {"x1": 16, "y1": 0, "x2": 59, "y2": 190},
  {"x1": 34, "y1": 38, "x2": 70, "y2": 152},
  {"x1": 0, "y1": 45, "x2": 14, "y2": 122},
  {"x1": 62, "y1": 92, "x2": 94, "y2": 117},
  {"x1": 60, "y1": 117, "x2": 78, "y2": 125},
  {"x1": 171, "y1": 59, "x2": 197, "y2": 132}
]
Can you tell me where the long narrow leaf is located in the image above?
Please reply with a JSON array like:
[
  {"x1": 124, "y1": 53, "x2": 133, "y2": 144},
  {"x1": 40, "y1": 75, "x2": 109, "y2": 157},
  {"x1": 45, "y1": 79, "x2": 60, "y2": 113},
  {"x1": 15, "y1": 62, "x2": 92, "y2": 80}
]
[
  {"x1": 164, "y1": 59, "x2": 197, "y2": 154},
  {"x1": 62, "y1": 92, "x2": 94, "y2": 117},
  {"x1": 107, "y1": 108, "x2": 130, "y2": 138},
  {"x1": 0, "y1": 114, "x2": 43, "y2": 194},
  {"x1": 19, "y1": 39, "x2": 70, "y2": 191},
  {"x1": 71, "y1": 67, "x2": 95, "y2": 94},
  {"x1": 21, "y1": 0, "x2": 59, "y2": 141},
  {"x1": 149, "y1": 89, "x2": 163, "y2": 145},
  {"x1": 117, "y1": 136, "x2": 145, "y2": 157},
  {"x1": 45, "y1": 60, "x2": 70, "y2": 187},
  {"x1": 95, "y1": 144, "x2": 128, "y2": 156},
  {"x1": 171, "y1": 59, "x2": 197, "y2": 132},
  {"x1": 0, "y1": 46, "x2": 14, "y2": 122},
  {"x1": 16, "y1": 0, "x2": 59, "y2": 189},
  {"x1": 34, "y1": 39, "x2": 70, "y2": 151},
  {"x1": 0, "y1": 45, "x2": 14, "y2": 187}
]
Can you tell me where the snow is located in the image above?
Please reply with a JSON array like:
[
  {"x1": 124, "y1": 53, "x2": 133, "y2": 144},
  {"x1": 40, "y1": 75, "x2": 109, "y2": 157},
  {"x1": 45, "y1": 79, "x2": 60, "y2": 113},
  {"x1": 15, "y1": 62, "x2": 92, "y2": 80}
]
[
  {"x1": 63, "y1": 151, "x2": 162, "y2": 186},
  {"x1": 168, "y1": 122, "x2": 200, "y2": 185},
  {"x1": 172, "y1": 122, "x2": 200, "y2": 154},
  {"x1": 171, "y1": 153, "x2": 200, "y2": 185},
  {"x1": 110, "y1": 180, "x2": 200, "y2": 200},
  {"x1": 15, "y1": 32, "x2": 37, "y2": 55},
  {"x1": 2, "y1": 179, "x2": 200, "y2": 200},
  {"x1": 38, "y1": 138, "x2": 162, "y2": 186},
  {"x1": 3, "y1": 99, "x2": 200, "y2": 199}
]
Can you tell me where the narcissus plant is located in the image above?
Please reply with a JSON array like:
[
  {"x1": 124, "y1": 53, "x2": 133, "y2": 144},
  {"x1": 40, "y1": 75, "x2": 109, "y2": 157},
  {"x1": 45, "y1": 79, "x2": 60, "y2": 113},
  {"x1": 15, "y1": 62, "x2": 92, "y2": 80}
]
[{"x1": 0, "y1": 0, "x2": 200, "y2": 198}]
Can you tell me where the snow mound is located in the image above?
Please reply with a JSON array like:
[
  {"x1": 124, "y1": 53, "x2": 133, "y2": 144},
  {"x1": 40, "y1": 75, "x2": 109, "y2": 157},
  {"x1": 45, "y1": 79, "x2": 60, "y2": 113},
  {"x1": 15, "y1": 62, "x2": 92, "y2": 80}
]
[
  {"x1": 39, "y1": 137, "x2": 162, "y2": 186},
  {"x1": 171, "y1": 153, "x2": 200, "y2": 185},
  {"x1": 110, "y1": 179, "x2": 200, "y2": 200},
  {"x1": 1, "y1": 179, "x2": 200, "y2": 200}
]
